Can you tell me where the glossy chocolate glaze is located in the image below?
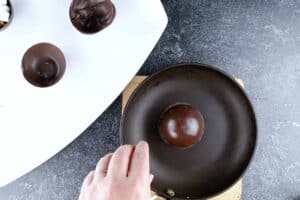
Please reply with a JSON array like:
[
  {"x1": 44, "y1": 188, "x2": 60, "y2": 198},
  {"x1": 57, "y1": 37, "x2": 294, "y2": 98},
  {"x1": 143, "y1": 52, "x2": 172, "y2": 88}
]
[
  {"x1": 159, "y1": 104, "x2": 205, "y2": 148},
  {"x1": 22, "y1": 43, "x2": 66, "y2": 87},
  {"x1": 69, "y1": 0, "x2": 116, "y2": 34}
]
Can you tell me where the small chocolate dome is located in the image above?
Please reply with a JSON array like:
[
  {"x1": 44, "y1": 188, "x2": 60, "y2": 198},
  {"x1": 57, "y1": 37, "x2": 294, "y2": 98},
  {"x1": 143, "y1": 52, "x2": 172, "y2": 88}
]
[
  {"x1": 69, "y1": 0, "x2": 116, "y2": 34},
  {"x1": 159, "y1": 104, "x2": 205, "y2": 148},
  {"x1": 21, "y1": 43, "x2": 66, "y2": 87}
]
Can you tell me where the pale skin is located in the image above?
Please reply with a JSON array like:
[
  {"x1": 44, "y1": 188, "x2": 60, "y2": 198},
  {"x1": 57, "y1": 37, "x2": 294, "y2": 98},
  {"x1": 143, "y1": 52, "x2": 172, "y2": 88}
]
[{"x1": 78, "y1": 141, "x2": 153, "y2": 200}]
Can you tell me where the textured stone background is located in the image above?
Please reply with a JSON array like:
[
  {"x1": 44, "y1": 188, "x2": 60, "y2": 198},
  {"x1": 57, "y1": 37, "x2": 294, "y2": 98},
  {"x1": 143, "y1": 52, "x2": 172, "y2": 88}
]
[{"x1": 1, "y1": 0, "x2": 300, "y2": 199}]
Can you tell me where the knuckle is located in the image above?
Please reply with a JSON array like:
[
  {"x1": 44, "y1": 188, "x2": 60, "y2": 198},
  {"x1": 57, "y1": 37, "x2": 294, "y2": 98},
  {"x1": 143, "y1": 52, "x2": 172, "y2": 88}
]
[
  {"x1": 105, "y1": 179, "x2": 117, "y2": 189},
  {"x1": 130, "y1": 177, "x2": 142, "y2": 186}
]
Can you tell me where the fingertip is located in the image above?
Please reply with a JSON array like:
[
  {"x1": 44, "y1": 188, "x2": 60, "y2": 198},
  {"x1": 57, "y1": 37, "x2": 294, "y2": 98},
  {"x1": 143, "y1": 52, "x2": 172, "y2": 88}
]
[
  {"x1": 138, "y1": 140, "x2": 148, "y2": 146},
  {"x1": 87, "y1": 170, "x2": 95, "y2": 178},
  {"x1": 97, "y1": 152, "x2": 113, "y2": 166},
  {"x1": 98, "y1": 153, "x2": 113, "y2": 163},
  {"x1": 106, "y1": 152, "x2": 114, "y2": 157},
  {"x1": 94, "y1": 153, "x2": 113, "y2": 181},
  {"x1": 116, "y1": 144, "x2": 134, "y2": 153},
  {"x1": 136, "y1": 140, "x2": 149, "y2": 152},
  {"x1": 83, "y1": 170, "x2": 95, "y2": 186}
]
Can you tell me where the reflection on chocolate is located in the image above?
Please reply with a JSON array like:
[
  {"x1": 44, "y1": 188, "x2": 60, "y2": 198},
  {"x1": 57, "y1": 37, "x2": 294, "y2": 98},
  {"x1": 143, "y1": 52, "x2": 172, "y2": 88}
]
[
  {"x1": 22, "y1": 43, "x2": 66, "y2": 87},
  {"x1": 69, "y1": 0, "x2": 116, "y2": 34},
  {"x1": 0, "y1": 0, "x2": 13, "y2": 30},
  {"x1": 159, "y1": 104, "x2": 205, "y2": 148}
]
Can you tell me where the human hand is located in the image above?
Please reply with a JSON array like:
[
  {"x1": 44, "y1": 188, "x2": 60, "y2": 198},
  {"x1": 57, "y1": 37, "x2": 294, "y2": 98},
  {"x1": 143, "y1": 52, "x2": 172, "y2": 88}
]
[{"x1": 78, "y1": 141, "x2": 153, "y2": 200}]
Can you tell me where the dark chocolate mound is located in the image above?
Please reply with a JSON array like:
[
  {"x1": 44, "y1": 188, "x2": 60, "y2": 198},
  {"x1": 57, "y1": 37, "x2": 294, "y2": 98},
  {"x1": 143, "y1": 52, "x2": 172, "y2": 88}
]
[
  {"x1": 159, "y1": 104, "x2": 205, "y2": 148},
  {"x1": 22, "y1": 43, "x2": 66, "y2": 87},
  {"x1": 70, "y1": 0, "x2": 116, "y2": 34}
]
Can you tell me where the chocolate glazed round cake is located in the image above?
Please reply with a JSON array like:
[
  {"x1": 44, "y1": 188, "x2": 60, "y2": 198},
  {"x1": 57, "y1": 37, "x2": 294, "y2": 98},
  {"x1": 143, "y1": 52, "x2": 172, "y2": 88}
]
[
  {"x1": 69, "y1": 0, "x2": 116, "y2": 34},
  {"x1": 22, "y1": 43, "x2": 66, "y2": 87}
]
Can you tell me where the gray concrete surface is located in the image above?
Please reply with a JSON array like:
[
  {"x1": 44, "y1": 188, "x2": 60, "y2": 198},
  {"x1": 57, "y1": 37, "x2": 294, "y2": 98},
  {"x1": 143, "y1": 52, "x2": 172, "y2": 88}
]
[{"x1": 1, "y1": 0, "x2": 300, "y2": 199}]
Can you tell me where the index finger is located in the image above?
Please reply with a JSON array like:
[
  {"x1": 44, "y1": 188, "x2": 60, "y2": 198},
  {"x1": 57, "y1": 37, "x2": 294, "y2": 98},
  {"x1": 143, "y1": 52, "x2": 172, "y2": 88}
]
[{"x1": 128, "y1": 141, "x2": 150, "y2": 180}]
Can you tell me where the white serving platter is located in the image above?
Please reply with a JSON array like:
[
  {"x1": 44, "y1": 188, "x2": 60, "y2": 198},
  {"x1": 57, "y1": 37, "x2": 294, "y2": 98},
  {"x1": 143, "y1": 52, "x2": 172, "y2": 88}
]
[{"x1": 0, "y1": 0, "x2": 167, "y2": 187}]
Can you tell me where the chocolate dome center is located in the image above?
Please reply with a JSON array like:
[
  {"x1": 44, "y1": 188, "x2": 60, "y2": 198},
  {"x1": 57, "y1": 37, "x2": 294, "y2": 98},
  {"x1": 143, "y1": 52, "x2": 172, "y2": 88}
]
[
  {"x1": 159, "y1": 104, "x2": 205, "y2": 148},
  {"x1": 34, "y1": 59, "x2": 58, "y2": 83}
]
